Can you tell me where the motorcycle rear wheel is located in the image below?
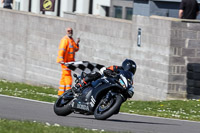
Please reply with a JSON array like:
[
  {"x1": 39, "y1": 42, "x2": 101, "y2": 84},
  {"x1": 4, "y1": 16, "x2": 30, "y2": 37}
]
[
  {"x1": 94, "y1": 94, "x2": 123, "y2": 120},
  {"x1": 53, "y1": 90, "x2": 73, "y2": 116}
]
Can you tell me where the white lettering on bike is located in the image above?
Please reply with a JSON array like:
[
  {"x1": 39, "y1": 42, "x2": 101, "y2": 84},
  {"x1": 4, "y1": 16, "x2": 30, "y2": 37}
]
[
  {"x1": 90, "y1": 96, "x2": 96, "y2": 107},
  {"x1": 77, "y1": 103, "x2": 89, "y2": 111}
]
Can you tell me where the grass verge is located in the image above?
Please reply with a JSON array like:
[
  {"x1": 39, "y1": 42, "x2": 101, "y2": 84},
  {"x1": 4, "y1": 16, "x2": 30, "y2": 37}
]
[
  {"x1": 0, "y1": 79, "x2": 57, "y2": 102},
  {"x1": 0, "y1": 119, "x2": 112, "y2": 133},
  {"x1": 121, "y1": 100, "x2": 200, "y2": 121}
]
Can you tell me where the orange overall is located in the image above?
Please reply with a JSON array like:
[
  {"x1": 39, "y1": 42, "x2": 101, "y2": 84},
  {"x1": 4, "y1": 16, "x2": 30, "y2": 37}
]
[{"x1": 57, "y1": 35, "x2": 79, "y2": 96}]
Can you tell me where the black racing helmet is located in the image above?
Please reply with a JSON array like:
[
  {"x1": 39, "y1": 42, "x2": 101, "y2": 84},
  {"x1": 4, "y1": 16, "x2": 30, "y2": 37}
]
[{"x1": 122, "y1": 59, "x2": 137, "y2": 75}]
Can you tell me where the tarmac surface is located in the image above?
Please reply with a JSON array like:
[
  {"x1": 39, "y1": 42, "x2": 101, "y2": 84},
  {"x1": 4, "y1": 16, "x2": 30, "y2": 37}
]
[{"x1": 0, "y1": 94, "x2": 200, "y2": 133}]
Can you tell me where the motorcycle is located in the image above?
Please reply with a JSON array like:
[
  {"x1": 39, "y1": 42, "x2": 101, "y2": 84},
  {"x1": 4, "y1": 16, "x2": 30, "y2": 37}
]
[{"x1": 53, "y1": 63, "x2": 134, "y2": 120}]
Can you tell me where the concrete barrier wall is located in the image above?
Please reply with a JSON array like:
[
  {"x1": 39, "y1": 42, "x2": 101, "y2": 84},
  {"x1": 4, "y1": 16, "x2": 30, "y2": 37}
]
[
  {"x1": 131, "y1": 16, "x2": 171, "y2": 100},
  {"x1": 168, "y1": 20, "x2": 200, "y2": 98},
  {"x1": 75, "y1": 14, "x2": 133, "y2": 66},
  {"x1": 0, "y1": 9, "x2": 76, "y2": 87},
  {"x1": 1, "y1": 8, "x2": 200, "y2": 100}
]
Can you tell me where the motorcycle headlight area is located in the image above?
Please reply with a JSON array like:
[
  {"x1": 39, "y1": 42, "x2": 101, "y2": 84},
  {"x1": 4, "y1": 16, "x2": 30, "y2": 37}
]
[{"x1": 119, "y1": 74, "x2": 128, "y2": 88}]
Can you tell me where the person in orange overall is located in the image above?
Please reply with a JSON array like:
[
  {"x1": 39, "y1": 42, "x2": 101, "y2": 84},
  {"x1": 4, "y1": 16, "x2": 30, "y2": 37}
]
[{"x1": 57, "y1": 27, "x2": 80, "y2": 96}]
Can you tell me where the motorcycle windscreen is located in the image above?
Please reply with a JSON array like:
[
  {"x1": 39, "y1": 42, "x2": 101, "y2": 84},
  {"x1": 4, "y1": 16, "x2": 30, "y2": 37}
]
[
  {"x1": 119, "y1": 70, "x2": 134, "y2": 87},
  {"x1": 64, "y1": 61, "x2": 105, "y2": 75}
]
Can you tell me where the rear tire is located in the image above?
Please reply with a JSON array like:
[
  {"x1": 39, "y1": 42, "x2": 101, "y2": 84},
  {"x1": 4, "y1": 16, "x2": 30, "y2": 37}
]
[
  {"x1": 94, "y1": 94, "x2": 123, "y2": 120},
  {"x1": 53, "y1": 90, "x2": 73, "y2": 116}
]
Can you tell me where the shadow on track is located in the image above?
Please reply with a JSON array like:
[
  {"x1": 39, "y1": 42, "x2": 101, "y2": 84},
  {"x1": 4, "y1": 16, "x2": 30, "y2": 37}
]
[{"x1": 69, "y1": 115, "x2": 180, "y2": 126}]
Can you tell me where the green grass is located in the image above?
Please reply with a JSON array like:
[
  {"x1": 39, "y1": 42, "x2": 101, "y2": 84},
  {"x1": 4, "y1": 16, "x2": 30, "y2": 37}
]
[
  {"x1": 0, "y1": 79, "x2": 200, "y2": 122},
  {"x1": 0, "y1": 119, "x2": 112, "y2": 133},
  {"x1": 0, "y1": 79, "x2": 58, "y2": 102},
  {"x1": 120, "y1": 100, "x2": 200, "y2": 121}
]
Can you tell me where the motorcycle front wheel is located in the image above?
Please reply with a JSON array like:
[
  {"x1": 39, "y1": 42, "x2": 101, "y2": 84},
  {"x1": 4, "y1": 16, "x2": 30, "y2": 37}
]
[
  {"x1": 94, "y1": 94, "x2": 123, "y2": 120},
  {"x1": 53, "y1": 90, "x2": 73, "y2": 116}
]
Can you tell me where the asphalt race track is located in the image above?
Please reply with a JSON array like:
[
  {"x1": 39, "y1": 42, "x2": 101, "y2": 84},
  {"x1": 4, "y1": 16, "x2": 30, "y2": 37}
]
[{"x1": 0, "y1": 94, "x2": 200, "y2": 133}]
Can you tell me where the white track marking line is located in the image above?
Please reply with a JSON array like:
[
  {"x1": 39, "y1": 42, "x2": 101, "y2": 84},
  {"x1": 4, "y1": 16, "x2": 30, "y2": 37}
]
[
  {"x1": 0, "y1": 94, "x2": 53, "y2": 104},
  {"x1": 119, "y1": 112, "x2": 200, "y2": 123}
]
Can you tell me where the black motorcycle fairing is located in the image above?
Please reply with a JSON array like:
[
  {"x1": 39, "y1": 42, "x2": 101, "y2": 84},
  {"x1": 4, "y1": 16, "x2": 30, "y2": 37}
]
[
  {"x1": 71, "y1": 98, "x2": 91, "y2": 113},
  {"x1": 70, "y1": 86, "x2": 94, "y2": 113},
  {"x1": 91, "y1": 79, "x2": 122, "y2": 96},
  {"x1": 78, "y1": 86, "x2": 93, "y2": 102},
  {"x1": 88, "y1": 79, "x2": 124, "y2": 111},
  {"x1": 71, "y1": 70, "x2": 132, "y2": 111},
  {"x1": 70, "y1": 83, "x2": 118, "y2": 111},
  {"x1": 92, "y1": 83, "x2": 122, "y2": 99}
]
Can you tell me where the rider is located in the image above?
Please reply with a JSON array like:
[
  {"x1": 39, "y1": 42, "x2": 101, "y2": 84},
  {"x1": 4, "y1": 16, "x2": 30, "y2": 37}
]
[{"x1": 77, "y1": 59, "x2": 137, "y2": 98}]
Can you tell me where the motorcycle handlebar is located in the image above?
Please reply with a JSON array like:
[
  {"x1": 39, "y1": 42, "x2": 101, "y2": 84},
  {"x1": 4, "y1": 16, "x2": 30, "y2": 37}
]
[{"x1": 73, "y1": 73, "x2": 78, "y2": 78}]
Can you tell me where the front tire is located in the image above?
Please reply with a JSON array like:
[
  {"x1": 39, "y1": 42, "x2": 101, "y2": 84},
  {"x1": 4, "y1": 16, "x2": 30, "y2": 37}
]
[
  {"x1": 94, "y1": 94, "x2": 123, "y2": 120},
  {"x1": 53, "y1": 90, "x2": 73, "y2": 116}
]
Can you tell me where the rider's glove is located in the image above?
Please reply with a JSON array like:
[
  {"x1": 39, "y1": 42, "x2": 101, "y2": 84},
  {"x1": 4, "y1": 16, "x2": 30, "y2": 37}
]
[
  {"x1": 100, "y1": 67, "x2": 106, "y2": 75},
  {"x1": 104, "y1": 70, "x2": 117, "y2": 78},
  {"x1": 84, "y1": 72, "x2": 101, "y2": 83}
]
